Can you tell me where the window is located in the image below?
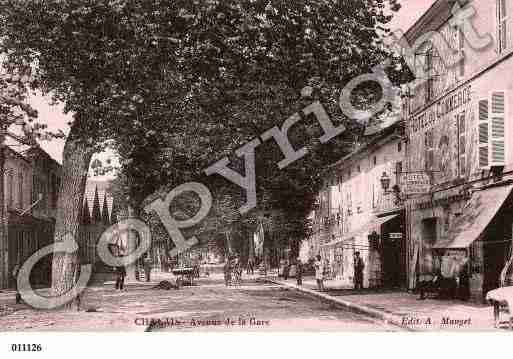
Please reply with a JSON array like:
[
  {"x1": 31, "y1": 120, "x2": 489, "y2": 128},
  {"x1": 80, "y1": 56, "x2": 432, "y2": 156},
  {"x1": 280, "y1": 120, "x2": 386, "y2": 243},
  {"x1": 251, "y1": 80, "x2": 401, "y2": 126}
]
[
  {"x1": 478, "y1": 99, "x2": 489, "y2": 168},
  {"x1": 478, "y1": 92, "x2": 506, "y2": 168},
  {"x1": 497, "y1": 0, "x2": 509, "y2": 53},
  {"x1": 18, "y1": 171, "x2": 23, "y2": 209},
  {"x1": 490, "y1": 91, "x2": 506, "y2": 166},
  {"x1": 458, "y1": 27, "x2": 465, "y2": 77},
  {"x1": 8, "y1": 171, "x2": 14, "y2": 209},
  {"x1": 425, "y1": 129, "x2": 434, "y2": 171},
  {"x1": 395, "y1": 161, "x2": 403, "y2": 184},
  {"x1": 425, "y1": 47, "x2": 434, "y2": 102},
  {"x1": 457, "y1": 111, "x2": 466, "y2": 176}
]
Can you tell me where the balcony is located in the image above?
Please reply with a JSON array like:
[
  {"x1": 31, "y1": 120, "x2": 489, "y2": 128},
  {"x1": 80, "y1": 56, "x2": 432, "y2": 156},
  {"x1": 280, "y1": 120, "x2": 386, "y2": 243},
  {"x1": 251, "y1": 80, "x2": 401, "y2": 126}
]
[{"x1": 373, "y1": 192, "x2": 403, "y2": 215}]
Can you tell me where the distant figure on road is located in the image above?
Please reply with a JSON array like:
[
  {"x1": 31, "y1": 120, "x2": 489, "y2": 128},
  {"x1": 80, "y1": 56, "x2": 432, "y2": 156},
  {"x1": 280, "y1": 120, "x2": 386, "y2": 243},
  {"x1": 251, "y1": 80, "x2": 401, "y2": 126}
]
[
  {"x1": 296, "y1": 258, "x2": 303, "y2": 286},
  {"x1": 283, "y1": 259, "x2": 290, "y2": 281},
  {"x1": 314, "y1": 255, "x2": 325, "y2": 292},
  {"x1": 12, "y1": 262, "x2": 21, "y2": 304},
  {"x1": 115, "y1": 265, "x2": 126, "y2": 291},
  {"x1": 354, "y1": 252, "x2": 365, "y2": 290},
  {"x1": 143, "y1": 254, "x2": 152, "y2": 282},
  {"x1": 224, "y1": 259, "x2": 232, "y2": 286},
  {"x1": 247, "y1": 258, "x2": 254, "y2": 275}
]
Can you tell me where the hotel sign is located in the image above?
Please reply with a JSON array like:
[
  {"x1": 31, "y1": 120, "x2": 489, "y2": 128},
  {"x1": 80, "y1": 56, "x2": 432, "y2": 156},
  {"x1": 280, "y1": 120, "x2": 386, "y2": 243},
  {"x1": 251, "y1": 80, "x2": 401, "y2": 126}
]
[
  {"x1": 401, "y1": 173, "x2": 431, "y2": 195},
  {"x1": 409, "y1": 85, "x2": 471, "y2": 134}
]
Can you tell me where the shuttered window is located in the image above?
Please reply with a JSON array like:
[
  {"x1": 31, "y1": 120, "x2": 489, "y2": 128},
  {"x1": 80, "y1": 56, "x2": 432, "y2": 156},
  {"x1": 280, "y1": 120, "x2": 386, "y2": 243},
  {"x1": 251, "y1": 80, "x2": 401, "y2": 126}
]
[
  {"x1": 478, "y1": 99, "x2": 489, "y2": 168},
  {"x1": 457, "y1": 111, "x2": 466, "y2": 176},
  {"x1": 18, "y1": 171, "x2": 23, "y2": 209},
  {"x1": 425, "y1": 129, "x2": 434, "y2": 171},
  {"x1": 490, "y1": 91, "x2": 506, "y2": 166},
  {"x1": 497, "y1": 0, "x2": 509, "y2": 53},
  {"x1": 458, "y1": 27, "x2": 465, "y2": 77}
]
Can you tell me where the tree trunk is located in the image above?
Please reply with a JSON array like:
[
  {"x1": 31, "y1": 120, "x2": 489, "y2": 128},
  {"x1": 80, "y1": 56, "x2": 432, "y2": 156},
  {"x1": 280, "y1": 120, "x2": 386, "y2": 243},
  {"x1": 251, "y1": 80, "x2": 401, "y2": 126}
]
[{"x1": 51, "y1": 134, "x2": 94, "y2": 303}]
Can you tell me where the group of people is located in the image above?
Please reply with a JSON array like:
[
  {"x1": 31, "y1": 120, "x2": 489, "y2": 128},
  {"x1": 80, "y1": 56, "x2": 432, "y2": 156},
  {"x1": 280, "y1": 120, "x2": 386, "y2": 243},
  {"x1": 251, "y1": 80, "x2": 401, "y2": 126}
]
[
  {"x1": 416, "y1": 255, "x2": 470, "y2": 300},
  {"x1": 314, "y1": 252, "x2": 365, "y2": 292},
  {"x1": 224, "y1": 256, "x2": 244, "y2": 286},
  {"x1": 280, "y1": 258, "x2": 303, "y2": 285}
]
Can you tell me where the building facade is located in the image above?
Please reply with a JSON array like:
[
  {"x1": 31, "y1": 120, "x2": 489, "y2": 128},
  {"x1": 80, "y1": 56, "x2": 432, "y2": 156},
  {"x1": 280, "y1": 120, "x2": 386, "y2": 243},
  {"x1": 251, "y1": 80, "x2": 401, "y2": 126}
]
[
  {"x1": 0, "y1": 142, "x2": 62, "y2": 289},
  {"x1": 310, "y1": 120, "x2": 406, "y2": 288},
  {"x1": 402, "y1": 0, "x2": 513, "y2": 300}
]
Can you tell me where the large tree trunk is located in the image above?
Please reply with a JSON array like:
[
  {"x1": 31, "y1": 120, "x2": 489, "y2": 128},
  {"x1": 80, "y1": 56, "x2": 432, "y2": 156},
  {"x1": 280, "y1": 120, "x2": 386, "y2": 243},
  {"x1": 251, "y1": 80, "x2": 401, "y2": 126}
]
[{"x1": 51, "y1": 133, "x2": 94, "y2": 303}]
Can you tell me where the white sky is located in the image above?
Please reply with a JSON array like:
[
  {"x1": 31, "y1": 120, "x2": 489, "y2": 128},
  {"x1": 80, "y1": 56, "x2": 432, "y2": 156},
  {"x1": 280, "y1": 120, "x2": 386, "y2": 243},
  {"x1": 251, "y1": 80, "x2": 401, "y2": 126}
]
[{"x1": 28, "y1": 0, "x2": 437, "y2": 164}]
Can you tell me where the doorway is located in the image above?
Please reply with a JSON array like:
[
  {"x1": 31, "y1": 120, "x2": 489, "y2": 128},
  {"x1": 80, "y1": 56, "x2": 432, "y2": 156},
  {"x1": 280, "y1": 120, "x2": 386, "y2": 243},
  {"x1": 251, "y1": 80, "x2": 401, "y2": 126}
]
[{"x1": 381, "y1": 216, "x2": 406, "y2": 288}]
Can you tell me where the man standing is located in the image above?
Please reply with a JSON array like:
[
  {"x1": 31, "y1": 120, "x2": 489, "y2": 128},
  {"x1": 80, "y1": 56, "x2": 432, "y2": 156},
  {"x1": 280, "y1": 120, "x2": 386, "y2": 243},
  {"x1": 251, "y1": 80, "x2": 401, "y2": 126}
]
[
  {"x1": 247, "y1": 257, "x2": 254, "y2": 275},
  {"x1": 354, "y1": 252, "x2": 365, "y2": 290},
  {"x1": 314, "y1": 255, "x2": 325, "y2": 292},
  {"x1": 143, "y1": 254, "x2": 152, "y2": 282},
  {"x1": 115, "y1": 265, "x2": 126, "y2": 291}
]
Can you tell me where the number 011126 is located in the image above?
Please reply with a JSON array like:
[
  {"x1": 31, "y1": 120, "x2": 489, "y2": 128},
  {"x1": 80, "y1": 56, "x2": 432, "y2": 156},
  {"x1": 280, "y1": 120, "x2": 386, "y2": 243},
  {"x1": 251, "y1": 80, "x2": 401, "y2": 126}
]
[{"x1": 11, "y1": 344, "x2": 42, "y2": 352}]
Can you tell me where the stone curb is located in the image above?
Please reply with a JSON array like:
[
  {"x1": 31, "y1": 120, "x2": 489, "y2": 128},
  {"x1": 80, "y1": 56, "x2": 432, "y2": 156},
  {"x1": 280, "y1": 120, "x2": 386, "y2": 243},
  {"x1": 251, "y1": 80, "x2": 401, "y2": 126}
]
[{"x1": 267, "y1": 277, "x2": 418, "y2": 331}]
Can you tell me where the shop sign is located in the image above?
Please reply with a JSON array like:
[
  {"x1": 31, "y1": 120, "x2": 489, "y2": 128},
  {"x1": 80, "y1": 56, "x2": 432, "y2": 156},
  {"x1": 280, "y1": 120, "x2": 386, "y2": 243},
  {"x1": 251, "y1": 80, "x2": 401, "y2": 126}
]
[
  {"x1": 409, "y1": 85, "x2": 471, "y2": 134},
  {"x1": 416, "y1": 192, "x2": 471, "y2": 210},
  {"x1": 401, "y1": 173, "x2": 431, "y2": 195},
  {"x1": 389, "y1": 233, "x2": 403, "y2": 239}
]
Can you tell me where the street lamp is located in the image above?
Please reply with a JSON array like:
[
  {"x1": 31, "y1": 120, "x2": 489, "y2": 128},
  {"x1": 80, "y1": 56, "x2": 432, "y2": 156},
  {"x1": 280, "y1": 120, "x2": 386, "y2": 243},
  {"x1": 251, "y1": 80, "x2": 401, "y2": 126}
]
[
  {"x1": 380, "y1": 171, "x2": 403, "y2": 205},
  {"x1": 380, "y1": 172, "x2": 391, "y2": 192}
]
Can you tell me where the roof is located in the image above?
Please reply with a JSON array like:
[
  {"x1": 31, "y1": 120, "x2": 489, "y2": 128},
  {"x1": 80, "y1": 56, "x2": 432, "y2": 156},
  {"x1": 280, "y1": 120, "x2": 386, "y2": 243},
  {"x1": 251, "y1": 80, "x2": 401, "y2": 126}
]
[
  {"x1": 327, "y1": 119, "x2": 404, "y2": 171},
  {"x1": 83, "y1": 179, "x2": 114, "y2": 223},
  {"x1": 404, "y1": 0, "x2": 469, "y2": 43}
]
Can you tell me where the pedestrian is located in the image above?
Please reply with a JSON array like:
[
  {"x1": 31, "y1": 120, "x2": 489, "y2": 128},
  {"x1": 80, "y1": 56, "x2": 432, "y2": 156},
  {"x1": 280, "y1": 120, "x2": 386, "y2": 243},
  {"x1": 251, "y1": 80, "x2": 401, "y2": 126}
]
[
  {"x1": 224, "y1": 258, "x2": 232, "y2": 286},
  {"x1": 12, "y1": 262, "x2": 21, "y2": 304},
  {"x1": 74, "y1": 263, "x2": 83, "y2": 311},
  {"x1": 314, "y1": 255, "x2": 325, "y2": 292},
  {"x1": 354, "y1": 252, "x2": 365, "y2": 290},
  {"x1": 283, "y1": 259, "x2": 289, "y2": 281},
  {"x1": 247, "y1": 258, "x2": 254, "y2": 275},
  {"x1": 296, "y1": 258, "x2": 303, "y2": 286},
  {"x1": 115, "y1": 265, "x2": 127, "y2": 290},
  {"x1": 143, "y1": 254, "x2": 152, "y2": 282}
]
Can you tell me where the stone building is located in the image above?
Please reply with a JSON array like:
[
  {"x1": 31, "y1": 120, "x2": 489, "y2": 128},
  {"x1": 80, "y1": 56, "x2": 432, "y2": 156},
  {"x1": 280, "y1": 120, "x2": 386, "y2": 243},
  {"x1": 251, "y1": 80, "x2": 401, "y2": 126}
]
[
  {"x1": 402, "y1": 0, "x2": 513, "y2": 300},
  {"x1": 0, "y1": 138, "x2": 61, "y2": 289},
  {"x1": 310, "y1": 119, "x2": 406, "y2": 288}
]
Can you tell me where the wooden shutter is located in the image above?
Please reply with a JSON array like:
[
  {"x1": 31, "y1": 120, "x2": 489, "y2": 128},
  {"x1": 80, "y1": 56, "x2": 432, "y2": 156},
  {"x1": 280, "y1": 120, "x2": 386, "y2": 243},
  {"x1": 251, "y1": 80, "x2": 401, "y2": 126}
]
[
  {"x1": 458, "y1": 28, "x2": 465, "y2": 77},
  {"x1": 490, "y1": 91, "x2": 506, "y2": 166},
  {"x1": 458, "y1": 111, "x2": 466, "y2": 176},
  {"x1": 425, "y1": 129, "x2": 434, "y2": 171},
  {"x1": 497, "y1": 0, "x2": 509, "y2": 53},
  {"x1": 478, "y1": 99, "x2": 489, "y2": 168}
]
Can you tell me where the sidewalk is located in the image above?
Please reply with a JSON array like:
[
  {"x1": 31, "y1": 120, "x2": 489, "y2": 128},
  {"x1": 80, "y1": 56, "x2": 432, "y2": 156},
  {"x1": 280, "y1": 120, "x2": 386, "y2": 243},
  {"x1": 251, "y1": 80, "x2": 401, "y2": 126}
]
[{"x1": 269, "y1": 276, "x2": 507, "y2": 331}]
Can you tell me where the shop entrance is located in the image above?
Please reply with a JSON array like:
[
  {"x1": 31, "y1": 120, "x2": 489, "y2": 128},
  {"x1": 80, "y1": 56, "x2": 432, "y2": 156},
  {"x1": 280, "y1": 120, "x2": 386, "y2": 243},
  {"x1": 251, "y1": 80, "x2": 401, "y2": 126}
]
[{"x1": 381, "y1": 216, "x2": 406, "y2": 288}]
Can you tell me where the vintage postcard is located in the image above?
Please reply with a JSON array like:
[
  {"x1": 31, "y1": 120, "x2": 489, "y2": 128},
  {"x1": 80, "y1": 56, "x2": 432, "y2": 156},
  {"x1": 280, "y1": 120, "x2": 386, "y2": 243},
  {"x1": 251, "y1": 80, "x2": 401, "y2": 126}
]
[{"x1": 1, "y1": 1, "x2": 513, "y2": 353}]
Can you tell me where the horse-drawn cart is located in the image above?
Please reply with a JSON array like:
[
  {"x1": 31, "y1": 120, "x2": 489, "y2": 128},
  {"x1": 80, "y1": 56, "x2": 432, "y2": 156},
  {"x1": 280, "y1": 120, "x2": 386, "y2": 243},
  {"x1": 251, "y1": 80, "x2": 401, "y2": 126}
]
[{"x1": 172, "y1": 267, "x2": 195, "y2": 287}]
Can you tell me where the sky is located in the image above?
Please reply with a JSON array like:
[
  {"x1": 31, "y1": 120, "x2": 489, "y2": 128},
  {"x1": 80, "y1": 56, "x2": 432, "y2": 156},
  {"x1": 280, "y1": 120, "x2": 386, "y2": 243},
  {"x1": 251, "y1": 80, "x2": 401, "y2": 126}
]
[{"x1": 26, "y1": 0, "x2": 438, "y2": 165}]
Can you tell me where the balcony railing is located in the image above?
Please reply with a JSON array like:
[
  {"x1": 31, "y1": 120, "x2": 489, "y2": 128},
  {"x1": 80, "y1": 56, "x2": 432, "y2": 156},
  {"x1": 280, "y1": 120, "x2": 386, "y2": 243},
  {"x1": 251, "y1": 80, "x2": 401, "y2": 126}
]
[{"x1": 373, "y1": 192, "x2": 402, "y2": 214}]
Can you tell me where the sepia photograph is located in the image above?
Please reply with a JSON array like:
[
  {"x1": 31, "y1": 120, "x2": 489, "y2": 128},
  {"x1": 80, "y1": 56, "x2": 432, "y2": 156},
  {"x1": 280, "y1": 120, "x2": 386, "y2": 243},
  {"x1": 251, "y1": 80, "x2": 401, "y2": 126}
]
[{"x1": 0, "y1": 0, "x2": 512, "y2": 356}]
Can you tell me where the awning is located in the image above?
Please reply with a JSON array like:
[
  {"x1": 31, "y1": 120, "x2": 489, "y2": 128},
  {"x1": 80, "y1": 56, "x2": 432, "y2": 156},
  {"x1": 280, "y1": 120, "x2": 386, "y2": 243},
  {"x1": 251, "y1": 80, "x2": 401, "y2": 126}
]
[
  {"x1": 433, "y1": 184, "x2": 513, "y2": 249},
  {"x1": 323, "y1": 214, "x2": 399, "y2": 247}
]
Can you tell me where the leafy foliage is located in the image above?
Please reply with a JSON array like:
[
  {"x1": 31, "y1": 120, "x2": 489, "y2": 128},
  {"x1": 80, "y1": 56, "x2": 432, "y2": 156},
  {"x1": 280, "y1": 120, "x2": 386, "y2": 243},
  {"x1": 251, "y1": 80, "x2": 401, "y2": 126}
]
[{"x1": 1, "y1": 0, "x2": 404, "y2": 256}]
